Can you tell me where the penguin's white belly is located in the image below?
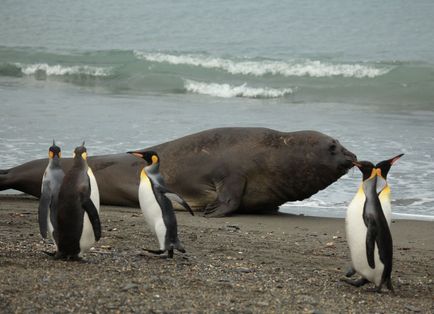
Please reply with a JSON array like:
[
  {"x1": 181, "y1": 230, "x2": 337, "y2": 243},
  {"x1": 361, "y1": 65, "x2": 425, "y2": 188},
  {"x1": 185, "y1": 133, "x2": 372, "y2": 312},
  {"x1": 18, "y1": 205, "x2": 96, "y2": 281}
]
[
  {"x1": 88, "y1": 168, "x2": 100, "y2": 210},
  {"x1": 79, "y1": 168, "x2": 100, "y2": 253},
  {"x1": 79, "y1": 212, "x2": 95, "y2": 252},
  {"x1": 379, "y1": 188, "x2": 392, "y2": 227},
  {"x1": 41, "y1": 171, "x2": 59, "y2": 246},
  {"x1": 138, "y1": 178, "x2": 166, "y2": 250},
  {"x1": 47, "y1": 213, "x2": 55, "y2": 241},
  {"x1": 346, "y1": 192, "x2": 384, "y2": 286}
]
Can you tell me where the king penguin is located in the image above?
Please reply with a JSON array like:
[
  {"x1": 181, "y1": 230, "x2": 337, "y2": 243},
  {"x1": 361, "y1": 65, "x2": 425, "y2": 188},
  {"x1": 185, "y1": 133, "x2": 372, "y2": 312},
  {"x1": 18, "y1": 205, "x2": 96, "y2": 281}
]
[
  {"x1": 128, "y1": 150, "x2": 194, "y2": 258},
  {"x1": 344, "y1": 155, "x2": 402, "y2": 292},
  {"x1": 375, "y1": 154, "x2": 404, "y2": 225},
  {"x1": 345, "y1": 154, "x2": 403, "y2": 278},
  {"x1": 38, "y1": 141, "x2": 64, "y2": 243},
  {"x1": 55, "y1": 143, "x2": 101, "y2": 260}
]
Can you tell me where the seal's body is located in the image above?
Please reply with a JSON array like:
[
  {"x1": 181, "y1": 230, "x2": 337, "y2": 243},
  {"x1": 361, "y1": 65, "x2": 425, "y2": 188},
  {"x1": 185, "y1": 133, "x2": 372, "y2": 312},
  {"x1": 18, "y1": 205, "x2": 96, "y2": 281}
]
[{"x1": 0, "y1": 128, "x2": 356, "y2": 216}]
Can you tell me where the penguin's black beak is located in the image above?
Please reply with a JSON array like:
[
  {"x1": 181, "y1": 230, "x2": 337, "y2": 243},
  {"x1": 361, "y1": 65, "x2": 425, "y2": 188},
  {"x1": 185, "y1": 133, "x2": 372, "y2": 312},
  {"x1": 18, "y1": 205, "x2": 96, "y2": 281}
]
[
  {"x1": 127, "y1": 151, "x2": 144, "y2": 159},
  {"x1": 352, "y1": 161, "x2": 362, "y2": 169},
  {"x1": 388, "y1": 153, "x2": 404, "y2": 165}
]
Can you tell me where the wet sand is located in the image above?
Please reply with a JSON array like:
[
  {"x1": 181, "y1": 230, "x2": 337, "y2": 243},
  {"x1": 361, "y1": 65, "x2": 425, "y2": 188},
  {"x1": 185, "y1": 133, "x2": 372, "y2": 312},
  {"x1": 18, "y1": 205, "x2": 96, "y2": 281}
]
[{"x1": 0, "y1": 196, "x2": 433, "y2": 313}]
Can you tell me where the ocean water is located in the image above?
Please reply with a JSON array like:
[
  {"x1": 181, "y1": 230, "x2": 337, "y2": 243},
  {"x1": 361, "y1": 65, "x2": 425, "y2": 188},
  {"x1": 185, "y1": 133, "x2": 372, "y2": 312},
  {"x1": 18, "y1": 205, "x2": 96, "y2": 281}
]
[{"x1": 1, "y1": 1, "x2": 434, "y2": 220}]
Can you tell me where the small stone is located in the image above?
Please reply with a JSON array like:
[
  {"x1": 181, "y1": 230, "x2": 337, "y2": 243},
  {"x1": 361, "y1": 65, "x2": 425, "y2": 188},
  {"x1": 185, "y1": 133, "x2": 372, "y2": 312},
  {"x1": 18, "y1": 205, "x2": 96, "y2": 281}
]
[
  {"x1": 257, "y1": 301, "x2": 269, "y2": 306},
  {"x1": 233, "y1": 267, "x2": 254, "y2": 273},
  {"x1": 405, "y1": 305, "x2": 421, "y2": 312},
  {"x1": 121, "y1": 283, "x2": 138, "y2": 291}
]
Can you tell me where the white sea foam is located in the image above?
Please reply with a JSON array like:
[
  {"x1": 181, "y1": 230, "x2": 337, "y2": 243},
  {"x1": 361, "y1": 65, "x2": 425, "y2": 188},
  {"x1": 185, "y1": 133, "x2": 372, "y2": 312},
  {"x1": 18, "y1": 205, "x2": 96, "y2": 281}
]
[
  {"x1": 184, "y1": 80, "x2": 293, "y2": 98},
  {"x1": 135, "y1": 52, "x2": 389, "y2": 78},
  {"x1": 16, "y1": 63, "x2": 111, "y2": 77}
]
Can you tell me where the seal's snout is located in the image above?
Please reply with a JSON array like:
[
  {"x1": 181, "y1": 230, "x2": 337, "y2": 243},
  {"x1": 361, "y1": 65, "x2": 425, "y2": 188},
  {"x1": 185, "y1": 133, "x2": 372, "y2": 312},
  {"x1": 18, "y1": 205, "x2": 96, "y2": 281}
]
[{"x1": 339, "y1": 147, "x2": 357, "y2": 171}]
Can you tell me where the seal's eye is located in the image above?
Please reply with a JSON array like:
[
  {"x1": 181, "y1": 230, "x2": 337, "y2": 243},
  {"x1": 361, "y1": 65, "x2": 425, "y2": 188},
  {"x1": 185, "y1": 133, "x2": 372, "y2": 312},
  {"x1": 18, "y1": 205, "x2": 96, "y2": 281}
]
[{"x1": 329, "y1": 143, "x2": 337, "y2": 155}]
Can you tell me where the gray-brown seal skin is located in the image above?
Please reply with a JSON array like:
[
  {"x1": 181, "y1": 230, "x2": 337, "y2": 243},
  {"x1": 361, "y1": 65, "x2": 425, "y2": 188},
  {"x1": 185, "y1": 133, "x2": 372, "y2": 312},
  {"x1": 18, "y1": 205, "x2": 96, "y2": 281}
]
[{"x1": 0, "y1": 128, "x2": 356, "y2": 217}]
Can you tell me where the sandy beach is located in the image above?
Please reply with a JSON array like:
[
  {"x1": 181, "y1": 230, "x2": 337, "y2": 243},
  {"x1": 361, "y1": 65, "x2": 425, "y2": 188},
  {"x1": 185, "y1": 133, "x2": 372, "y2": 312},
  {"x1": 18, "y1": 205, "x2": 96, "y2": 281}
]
[{"x1": 0, "y1": 195, "x2": 432, "y2": 313}]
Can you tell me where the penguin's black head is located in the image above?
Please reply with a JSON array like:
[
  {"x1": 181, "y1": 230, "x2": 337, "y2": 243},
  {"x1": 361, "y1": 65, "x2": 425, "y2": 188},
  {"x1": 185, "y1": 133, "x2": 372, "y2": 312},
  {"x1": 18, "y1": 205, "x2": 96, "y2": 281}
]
[
  {"x1": 48, "y1": 140, "x2": 61, "y2": 159},
  {"x1": 127, "y1": 150, "x2": 159, "y2": 166},
  {"x1": 353, "y1": 161, "x2": 375, "y2": 181},
  {"x1": 375, "y1": 153, "x2": 404, "y2": 179},
  {"x1": 73, "y1": 142, "x2": 87, "y2": 160}
]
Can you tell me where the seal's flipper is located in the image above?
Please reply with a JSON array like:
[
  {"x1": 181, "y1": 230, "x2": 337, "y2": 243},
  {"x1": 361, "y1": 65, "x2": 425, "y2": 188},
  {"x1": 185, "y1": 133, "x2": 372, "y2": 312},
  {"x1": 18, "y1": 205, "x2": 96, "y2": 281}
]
[
  {"x1": 82, "y1": 198, "x2": 101, "y2": 241},
  {"x1": 341, "y1": 277, "x2": 369, "y2": 287},
  {"x1": 165, "y1": 192, "x2": 194, "y2": 216},
  {"x1": 38, "y1": 190, "x2": 51, "y2": 239},
  {"x1": 204, "y1": 175, "x2": 246, "y2": 217},
  {"x1": 0, "y1": 169, "x2": 10, "y2": 191},
  {"x1": 366, "y1": 218, "x2": 377, "y2": 269}
]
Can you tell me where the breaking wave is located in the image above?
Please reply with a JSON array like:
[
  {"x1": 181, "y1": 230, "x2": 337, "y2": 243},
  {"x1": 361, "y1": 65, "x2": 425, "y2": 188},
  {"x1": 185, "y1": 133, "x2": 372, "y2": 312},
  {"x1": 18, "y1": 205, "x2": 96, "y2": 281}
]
[
  {"x1": 0, "y1": 62, "x2": 112, "y2": 78},
  {"x1": 184, "y1": 80, "x2": 293, "y2": 98},
  {"x1": 136, "y1": 52, "x2": 389, "y2": 78}
]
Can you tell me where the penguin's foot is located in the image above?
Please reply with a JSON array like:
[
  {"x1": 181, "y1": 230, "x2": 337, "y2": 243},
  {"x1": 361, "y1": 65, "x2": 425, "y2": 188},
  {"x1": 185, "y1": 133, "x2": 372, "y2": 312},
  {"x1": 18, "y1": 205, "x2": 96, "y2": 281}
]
[
  {"x1": 53, "y1": 252, "x2": 83, "y2": 262},
  {"x1": 42, "y1": 250, "x2": 56, "y2": 257},
  {"x1": 386, "y1": 279, "x2": 395, "y2": 294},
  {"x1": 345, "y1": 266, "x2": 356, "y2": 278},
  {"x1": 143, "y1": 249, "x2": 165, "y2": 255},
  {"x1": 366, "y1": 286, "x2": 382, "y2": 293},
  {"x1": 341, "y1": 277, "x2": 369, "y2": 287}
]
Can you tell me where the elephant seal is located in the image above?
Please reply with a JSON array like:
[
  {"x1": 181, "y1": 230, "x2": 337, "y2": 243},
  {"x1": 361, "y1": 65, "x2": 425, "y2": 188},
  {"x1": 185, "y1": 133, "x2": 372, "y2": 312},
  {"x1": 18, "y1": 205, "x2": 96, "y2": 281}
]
[{"x1": 0, "y1": 127, "x2": 356, "y2": 217}]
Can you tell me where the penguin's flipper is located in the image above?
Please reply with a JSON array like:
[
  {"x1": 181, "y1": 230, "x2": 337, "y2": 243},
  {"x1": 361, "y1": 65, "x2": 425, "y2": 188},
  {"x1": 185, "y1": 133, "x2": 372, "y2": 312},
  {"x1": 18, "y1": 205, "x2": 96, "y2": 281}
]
[
  {"x1": 82, "y1": 198, "x2": 101, "y2": 241},
  {"x1": 38, "y1": 186, "x2": 51, "y2": 239},
  {"x1": 366, "y1": 218, "x2": 377, "y2": 269},
  {"x1": 165, "y1": 192, "x2": 194, "y2": 216}
]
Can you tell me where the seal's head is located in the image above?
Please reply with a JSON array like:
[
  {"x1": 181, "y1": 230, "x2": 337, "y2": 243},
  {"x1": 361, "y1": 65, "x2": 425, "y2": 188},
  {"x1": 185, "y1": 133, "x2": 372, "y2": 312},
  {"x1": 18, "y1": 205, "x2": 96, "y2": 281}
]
[
  {"x1": 307, "y1": 132, "x2": 356, "y2": 178},
  {"x1": 327, "y1": 138, "x2": 357, "y2": 174}
]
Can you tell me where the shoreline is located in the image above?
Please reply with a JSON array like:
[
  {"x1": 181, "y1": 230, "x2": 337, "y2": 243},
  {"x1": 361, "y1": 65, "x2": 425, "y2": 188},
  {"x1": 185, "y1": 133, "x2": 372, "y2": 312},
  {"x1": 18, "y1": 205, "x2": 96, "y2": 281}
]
[
  {"x1": 0, "y1": 197, "x2": 433, "y2": 313},
  {"x1": 2, "y1": 193, "x2": 433, "y2": 222}
]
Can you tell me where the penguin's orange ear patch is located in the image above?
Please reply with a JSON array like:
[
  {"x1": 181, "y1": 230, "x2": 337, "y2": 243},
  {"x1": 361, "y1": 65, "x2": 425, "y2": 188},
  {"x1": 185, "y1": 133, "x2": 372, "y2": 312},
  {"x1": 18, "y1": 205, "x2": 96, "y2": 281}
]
[
  {"x1": 81, "y1": 152, "x2": 87, "y2": 160},
  {"x1": 49, "y1": 151, "x2": 54, "y2": 159},
  {"x1": 152, "y1": 155, "x2": 159, "y2": 164}
]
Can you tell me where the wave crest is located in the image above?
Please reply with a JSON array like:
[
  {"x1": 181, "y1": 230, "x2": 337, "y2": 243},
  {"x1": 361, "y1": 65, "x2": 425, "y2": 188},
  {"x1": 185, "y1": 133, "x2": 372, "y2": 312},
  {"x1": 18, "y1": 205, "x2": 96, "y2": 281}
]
[
  {"x1": 15, "y1": 63, "x2": 112, "y2": 77},
  {"x1": 136, "y1": 52, "x2": 389, "y2": 78},
  {"x1": 184, "y1": 80, "x2": 293, "y2": 98}
]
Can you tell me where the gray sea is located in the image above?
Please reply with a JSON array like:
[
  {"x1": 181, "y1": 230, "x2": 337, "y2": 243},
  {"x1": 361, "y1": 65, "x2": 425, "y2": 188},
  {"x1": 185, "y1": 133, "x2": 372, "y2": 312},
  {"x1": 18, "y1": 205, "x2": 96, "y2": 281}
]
[{"x1": 1, "y1": 0, "x2": 433, "y2": 220}]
